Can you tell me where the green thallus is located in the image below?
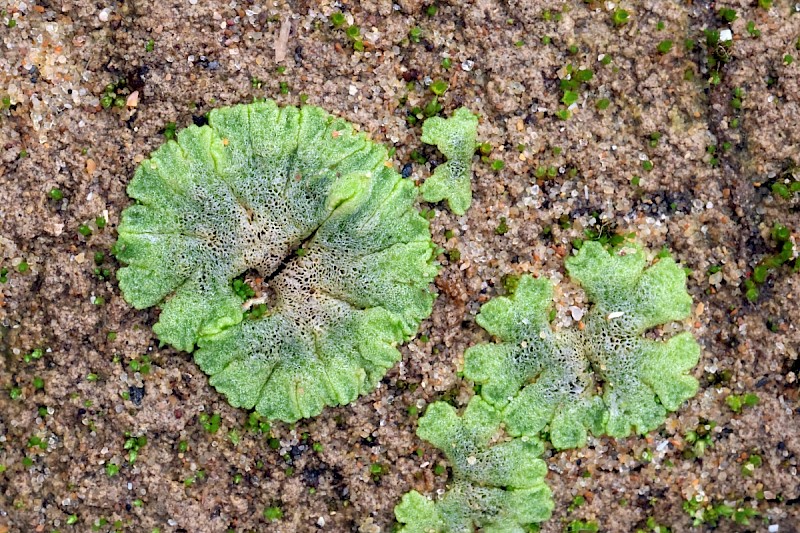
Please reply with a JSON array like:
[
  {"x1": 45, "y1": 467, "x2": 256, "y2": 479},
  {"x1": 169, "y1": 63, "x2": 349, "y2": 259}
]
[
  {"x1": 397, "y1": 242, "x2": 700, "y2": 531},
  {"x1": 114, "y1": 101, "x2": 475, "y2": 422}
]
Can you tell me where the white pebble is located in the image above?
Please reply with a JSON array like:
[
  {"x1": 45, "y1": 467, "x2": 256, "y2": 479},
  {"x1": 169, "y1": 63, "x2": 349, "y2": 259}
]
[
  {"x1": 719, "y1": 28, "x2": 733, "y2": 42},
  {"x1": 98, "y1": 8, "x2": 110, "y2": 21}
]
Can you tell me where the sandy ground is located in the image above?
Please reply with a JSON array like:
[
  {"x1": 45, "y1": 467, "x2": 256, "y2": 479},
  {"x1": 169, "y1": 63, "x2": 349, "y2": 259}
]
[{"x1": 1, "y1": 0, "x2": 799, "y2": 531}]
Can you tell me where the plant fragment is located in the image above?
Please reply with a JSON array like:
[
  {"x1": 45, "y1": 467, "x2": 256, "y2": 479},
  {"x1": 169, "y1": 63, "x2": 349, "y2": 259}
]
[
  {"x1": 419, "y1": 107, "x2": 479, "y2": 215},
  {"x1": 115, "y1": 100, "x2": 439, "y2": 422},
  {"x1": 464, "y1": 242, "x2": 700, "y2": 449}
]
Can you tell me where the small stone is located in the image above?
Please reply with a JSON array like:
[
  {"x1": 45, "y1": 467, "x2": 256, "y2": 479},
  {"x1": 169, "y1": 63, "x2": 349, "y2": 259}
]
[
  {"x1": 128, "y1": 386, "x2": 145, "y2": 406},
  {"x1": 569, "y1": 306, "x2": 585, "y2": 321}
]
